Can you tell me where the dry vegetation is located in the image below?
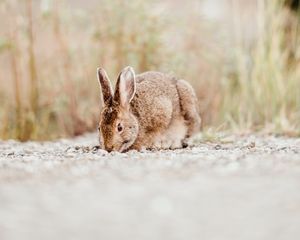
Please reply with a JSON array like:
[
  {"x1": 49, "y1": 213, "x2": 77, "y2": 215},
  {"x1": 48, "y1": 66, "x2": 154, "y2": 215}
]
[{"x1": 0, "y1": 0, "x2": 299, "y2": 141}]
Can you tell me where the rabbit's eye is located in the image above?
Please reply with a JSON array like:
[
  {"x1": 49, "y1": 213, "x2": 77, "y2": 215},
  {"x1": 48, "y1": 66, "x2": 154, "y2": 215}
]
[{"x1": 117, "y1": 123, "x2": 123, "y2": 132}]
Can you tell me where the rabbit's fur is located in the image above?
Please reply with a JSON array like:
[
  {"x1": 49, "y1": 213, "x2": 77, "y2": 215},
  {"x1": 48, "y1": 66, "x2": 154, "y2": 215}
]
[{"x1": 97, "y1": 66, "x2": 201, "y2": 152}]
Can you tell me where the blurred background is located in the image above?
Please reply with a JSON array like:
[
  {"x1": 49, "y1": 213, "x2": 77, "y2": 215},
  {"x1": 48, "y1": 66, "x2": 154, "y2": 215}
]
[{"x1": 0, "y1": 0, "x2": 299, "y2": 141}]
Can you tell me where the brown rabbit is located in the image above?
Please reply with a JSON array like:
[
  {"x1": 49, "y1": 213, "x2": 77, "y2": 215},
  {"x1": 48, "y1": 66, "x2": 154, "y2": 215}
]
[{"x1": 97, "y1": 66, "x2": 201, "y2": 152}]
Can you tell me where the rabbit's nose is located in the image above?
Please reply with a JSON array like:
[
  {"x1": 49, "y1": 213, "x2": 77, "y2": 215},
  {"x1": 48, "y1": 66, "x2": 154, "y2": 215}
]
[{"x1": 106, "y1": 145, "x2": 114, "y2": 152}]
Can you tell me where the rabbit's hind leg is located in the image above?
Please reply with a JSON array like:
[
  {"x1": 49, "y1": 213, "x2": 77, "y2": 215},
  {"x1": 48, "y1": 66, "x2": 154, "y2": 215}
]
[{"x1": 176, "y1": 80, "x2": 201, "y2": 139}]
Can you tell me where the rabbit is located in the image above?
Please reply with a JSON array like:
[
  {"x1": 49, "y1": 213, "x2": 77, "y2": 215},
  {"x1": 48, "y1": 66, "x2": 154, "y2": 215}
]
[{"x1": 97, "y1": 66, "x2": 201, "y2": 152}]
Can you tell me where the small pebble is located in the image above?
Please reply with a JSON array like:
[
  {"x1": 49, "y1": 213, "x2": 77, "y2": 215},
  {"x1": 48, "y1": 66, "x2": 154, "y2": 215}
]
[{"x1": 214, "y1": 144, "x2": 222, "y2": 150}]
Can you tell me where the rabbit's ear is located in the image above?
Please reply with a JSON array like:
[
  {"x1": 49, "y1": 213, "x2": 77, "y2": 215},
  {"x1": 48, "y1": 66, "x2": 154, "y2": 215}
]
[
  {"x1": 97, "y1": 68, "x2": 113, "y2": 106},
  {"x1": 114, "y1": 66, "x2": 136, "y2": 108}
]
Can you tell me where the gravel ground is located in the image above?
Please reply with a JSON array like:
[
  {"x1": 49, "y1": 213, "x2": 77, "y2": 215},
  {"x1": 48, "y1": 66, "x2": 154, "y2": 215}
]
[{"x1": 0, "y1": 133, "x2": 300, "y2": 240}]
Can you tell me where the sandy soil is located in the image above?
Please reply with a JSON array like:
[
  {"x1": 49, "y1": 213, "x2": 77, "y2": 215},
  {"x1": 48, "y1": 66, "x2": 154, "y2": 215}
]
[{"x1": 0, "y1": 133, "x2": 300, "y2": 240}]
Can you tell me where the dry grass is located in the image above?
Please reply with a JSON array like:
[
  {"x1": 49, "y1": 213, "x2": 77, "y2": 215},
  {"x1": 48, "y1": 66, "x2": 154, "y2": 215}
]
[
  {"x1": 0, "y1": 0, "x2": 299, "y2": 140},
  {"x1": 221, "y1": 0, "x2": 300, "y2": 136}
]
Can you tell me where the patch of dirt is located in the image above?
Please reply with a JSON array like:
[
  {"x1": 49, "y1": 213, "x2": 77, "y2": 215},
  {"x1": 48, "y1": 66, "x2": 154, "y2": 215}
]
[{"x1": 0, "y1": 133, "x2": 300, "y2": 240}]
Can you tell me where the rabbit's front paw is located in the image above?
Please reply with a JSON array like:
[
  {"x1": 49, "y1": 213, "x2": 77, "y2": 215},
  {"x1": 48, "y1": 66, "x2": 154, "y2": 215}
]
[
  {"x1": 156, "y1": 137, "x2": 184, "y2": 150},
  {"x1": 170, "y1": 139, "x2": 184, "y2": 149}
]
